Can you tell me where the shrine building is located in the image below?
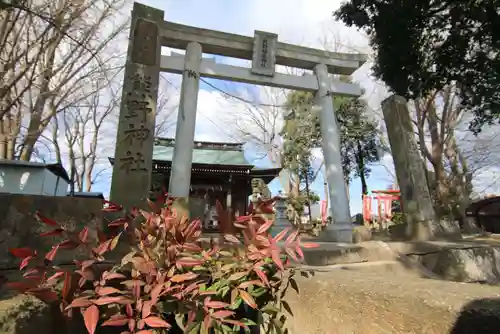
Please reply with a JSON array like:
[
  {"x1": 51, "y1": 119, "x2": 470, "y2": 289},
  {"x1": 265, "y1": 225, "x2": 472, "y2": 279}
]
[{"x1": 109, "y1": 137, "x2": 281, "y2": 231}]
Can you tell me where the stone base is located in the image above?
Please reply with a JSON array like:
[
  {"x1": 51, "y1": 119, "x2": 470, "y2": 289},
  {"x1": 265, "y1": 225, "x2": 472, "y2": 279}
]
[
  {"x1": 389, "y1": 220, "x2": 462, "y2": 241},
  {"x1": 317, "y1": 224, "x2": 353, "y2": 243},
  {"x1": 352, "y1": 225, "x2": 372, "y2": 243}
]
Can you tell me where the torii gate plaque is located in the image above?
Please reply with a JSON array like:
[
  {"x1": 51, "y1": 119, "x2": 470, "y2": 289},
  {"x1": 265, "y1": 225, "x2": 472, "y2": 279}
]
[{"x1": 110, "y1": 2, "x2": 368, "y2": 243}]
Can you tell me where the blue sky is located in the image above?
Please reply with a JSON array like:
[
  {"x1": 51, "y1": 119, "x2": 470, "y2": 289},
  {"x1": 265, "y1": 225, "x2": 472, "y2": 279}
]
[{"x1": 90, "y1": 0, "x2": 397, "y2": 216}]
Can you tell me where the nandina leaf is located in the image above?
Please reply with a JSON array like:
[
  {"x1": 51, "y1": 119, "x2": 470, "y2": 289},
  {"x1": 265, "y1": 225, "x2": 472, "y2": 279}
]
[
  {"x1": 228, "y1": 271, "x2": 247, "y2": 281},
  {"x1": 285, "y1": 230, "x2": 299, "y2": 244},
  {"x1": 109, "y1": 233, "x2": 122, "y2": 251},
  {"x1": 223, "y1": 234, "x2": 240, "y2": 244},
  {"x1": 221, "y1": 319, "x2": 246, "y2": 327},
  {"x1": 94, "y1": 296, "x2": 131, "y2": 305},
  {"x1": 238, "y1": 290, "x2": 256, "y2": 309},
  {"x1": 212, "y1": 310, "x2": 235, "y2": 319},
  {"x1": 150, "y1": 284, "x2": 163, "y2": 303},
  {"x1": 271, "y1": 249, "x2": 284, "y2": 271},
  {"x1": 258, "y1": 202, "x2": 275, "y2": 214},
  {"x1": 255, "y1": 235, "x2": 271, "y2": 247},
  {"x1": 205, "y1": 300, "x2": 230, "y2": 309},
  {"x1": 76, "y1": 268, "x2": 95, "y2": 281},
  {"x1": 40, "y1": 228, "x2": 64, "y2": 237},
  {"x1": 126, "y1": 304, "x2": 134, "y2": 317},
  {"x1": 273, "y1": 228, "x2": 289, "y2": 242},
  {"x1": 5, "y1": 281, "x2": 34, "y2": 292},
  {"x1": 46, "y1": 271, "x2": 65, "y2": 282},
  {"x1": 170, "y1": 272, "x2": 198, "y2": 283},
  {"x1": 59, "y1": 240, "x2": 79, "y2": 249},
  {"x1": 128, "y1": 318, "x2": 136, "y2": 332},
  {"x1": 80, "y1": 260, "x2": 96, "y2": 269},
  {"x1": 235, "y1": 215, "x2": 251, "y2": 223},
  {"x1": 142, "y1": 300, "x2": 152, "y2": 319},
  {"x1": 284, "y1": 247, "x2": 299, "y2": 262},
  {"x1": 253, "y1": 267, "x2": 269, "y2": 287},
  {"x1": 301, "y1": 242, "x2": 320, "y2": 249},
  {"x1": 19, "y1": 256, "x2": 33, "y2": 270},
  {"x1": 121, "y1": 279, "x2": 145, "y2": 287},
  {"x1": 295, "y1": 244, "x2": 304, "y2": 260},
  {"x1": 69, "y1": 296, "x2": 93, "y2": 308},
  {"x1": 62, "y1": 272, "x2": 73, "y2": 300},
  {"x1": 28, "y1": 288, "x2": 59, "y2": 303},
  {"x1": 94, "y1": 239, "x2": 111, "y2": 255},
  {"x1": 199, "y1": 290, "x2": 217, "y2": 296},
  {"x1": 176, "y1": 257, "x2": 205, "y2": 267},
  {"x1": 256, "y1": 219, "x2": 273, "y2": 234},
  {"x1": 102, "y1": 200, "x2": 122, "y2": 212},
  {"x1": 203, "y1": 314, "x2": 213, "y2": 331},
  {"x1": 35, "y1": 211, "x2": 58, "y2": 226},
  {"x1": 102, "y1": 314, "x2": 129, "y2": 326},
  {"x1": 45, "y1": 245, "x2": 60, "y2": 262},
  {"x1": 9, "y1": 247, "x2": 34, "y2": 259},
  {"x1": 182, "y1": 242, "x2": 202, "y2": 252},
  {"x1": 105, "y1": 272, "x2": 127, "y2": 280},
  {"x1": 97, "y1": 287, "x2": 122, "y2": 296},
  {"x1": 108, "y1": 217, "x2": 128, "y2": 227},
  {"x1": 79, "y1": 227, "x2": 89, "y2": 243},
  {"x1": 143, "y1": 316, "x2": 171, "y2": 328},
  {"x1": 238, "y1": 280, "x2": 265, "y2": 289},
  {"x1": 184, "y1": 219, "x2": 201, "y2": 238},
  {"x1": 135, "y1": 331, "x2": 154, "y2": 334},
  {"x1": 84, "y1": 305, "x2": 99, "y2": 334}
]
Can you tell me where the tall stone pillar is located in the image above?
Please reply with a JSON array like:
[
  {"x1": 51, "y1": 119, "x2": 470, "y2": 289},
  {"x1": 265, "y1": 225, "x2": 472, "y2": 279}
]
[
  {"x1": 382, "y1": 95, "x2": 439, "y2": 240},
  {"x1": 110, "y1": 3, "x2": 163, "y2": 209},
  {"x1": 314, "y1": 63, "x2": 353, "y2": 243},
  {"x1": 168, "y1": 42, "x2": 202, "y2": 198}
]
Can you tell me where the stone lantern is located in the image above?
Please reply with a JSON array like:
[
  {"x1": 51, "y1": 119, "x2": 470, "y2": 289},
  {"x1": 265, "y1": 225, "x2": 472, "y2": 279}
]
[{"x1": 270, "y1": 191, "x2": 291, "y2": 236}]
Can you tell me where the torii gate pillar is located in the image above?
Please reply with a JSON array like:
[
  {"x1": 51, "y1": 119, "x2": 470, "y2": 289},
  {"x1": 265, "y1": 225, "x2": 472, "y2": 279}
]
[{"x1": 315, "y1": 63, "x2": 352, "y2": 243}]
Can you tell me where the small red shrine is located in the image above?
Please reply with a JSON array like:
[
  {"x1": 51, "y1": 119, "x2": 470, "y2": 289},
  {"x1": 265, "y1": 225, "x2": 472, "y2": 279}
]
[{"x1": 362, "y1": 189, "x2": 401, "y2": 224}]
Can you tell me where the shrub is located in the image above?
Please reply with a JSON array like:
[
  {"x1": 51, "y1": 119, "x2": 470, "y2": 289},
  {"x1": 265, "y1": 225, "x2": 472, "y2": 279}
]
[{"x1": 5, "y1": 193, "x2": 317, "y2": 334}]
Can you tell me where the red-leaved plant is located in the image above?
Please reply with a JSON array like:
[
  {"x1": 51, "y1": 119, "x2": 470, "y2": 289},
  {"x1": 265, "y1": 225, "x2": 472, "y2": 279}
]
[{"x1": 6, "y1": 193, "x2": 317, "y2": 334}]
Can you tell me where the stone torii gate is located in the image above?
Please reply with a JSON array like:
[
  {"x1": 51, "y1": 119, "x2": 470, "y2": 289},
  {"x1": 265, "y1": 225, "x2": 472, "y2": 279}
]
[{"x1": 109, "y1": 2, "x2": 367, "y2": 243}]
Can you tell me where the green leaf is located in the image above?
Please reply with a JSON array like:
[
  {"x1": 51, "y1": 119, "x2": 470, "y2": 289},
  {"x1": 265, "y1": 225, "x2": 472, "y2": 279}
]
[
  {"x1": 261, "y1": 304, "x2": 280, "y2": 314},
  {"x1": 251, "y1": 287, "x2": 268, "y2": 298},
  {"x1": 242, "y1": 318, "x2": 257, "y2": 326},
  {"x1": 281, "y1": 300, "x2": 293, "y2": 316},
  {"x1": 289, "y1": 278, "x2": 299, "y2": 293},
  {"x1": 229, "y1": 297, "x2": 242, "y2": 310},
  {"x1": 187, "y1": 323, "x2": 201, "y2": 334},
  {"x1": 220, "y1": 285, "x2": 230, "y2": 297},
  {"x1": 175, "y1": 313, "x2": 186, "y2": 331}
]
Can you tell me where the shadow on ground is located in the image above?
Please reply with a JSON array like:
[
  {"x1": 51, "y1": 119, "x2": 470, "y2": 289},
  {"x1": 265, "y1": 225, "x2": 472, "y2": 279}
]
[{"x1": 450, "y1": 298, "x2": 500, "y2": 334}]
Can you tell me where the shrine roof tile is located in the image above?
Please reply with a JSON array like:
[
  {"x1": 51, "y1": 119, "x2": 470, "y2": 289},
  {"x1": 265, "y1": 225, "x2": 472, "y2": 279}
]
[{"x1": 152, "y1": 146, "x2": 252, "y2": 166}]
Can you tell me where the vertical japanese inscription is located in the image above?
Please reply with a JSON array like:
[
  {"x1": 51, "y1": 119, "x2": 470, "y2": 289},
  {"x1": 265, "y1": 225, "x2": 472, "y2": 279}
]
[
  {"x1": 110, "y1": 3, "x2": 163, "y2": 208},
  {"x1": 251, "y1": 31, "x2": 278, "y2": 77},
  {"x1": 118, "y1": 73, "x2": 153, "y2": 173}
]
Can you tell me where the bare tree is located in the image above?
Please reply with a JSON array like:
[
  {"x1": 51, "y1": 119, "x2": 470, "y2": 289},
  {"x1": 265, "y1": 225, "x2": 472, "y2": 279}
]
[
  {"x1": 49, "y1": 75, "x2": 119, "y2": 193},
  {"x1": 154, "y1": 74, "x2": 177, "y2": 137},
  {"x1": 0, "y1": 0, "x2": 128, "y2": 161}
]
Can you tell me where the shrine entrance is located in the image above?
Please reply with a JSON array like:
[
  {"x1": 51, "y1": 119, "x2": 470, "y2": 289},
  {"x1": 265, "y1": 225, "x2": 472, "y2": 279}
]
[
  {"x1": 362, "y1": 189, "x2": 401, "y2": 229},
  {"x1": 109, "y1": 2, "x2": 367, "y2": 242}
]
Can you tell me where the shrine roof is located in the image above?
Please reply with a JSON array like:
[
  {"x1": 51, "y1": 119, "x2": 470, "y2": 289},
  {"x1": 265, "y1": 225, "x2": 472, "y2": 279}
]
[{"x1": 152, "y1": 137, "x2": 251, "y2": 166}]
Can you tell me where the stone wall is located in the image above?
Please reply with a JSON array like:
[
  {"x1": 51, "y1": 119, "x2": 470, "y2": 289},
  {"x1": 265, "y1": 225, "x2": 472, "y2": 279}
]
[{"x1": 0, "y1": 194, "x2": 103, "y2": 269}]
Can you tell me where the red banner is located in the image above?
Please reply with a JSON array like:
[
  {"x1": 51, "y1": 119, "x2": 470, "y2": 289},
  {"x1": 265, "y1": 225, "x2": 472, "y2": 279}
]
[
  {"x1": 320, "y1": 200, "x2": 328, "y2": 225},
  {"x1": 362, "y1": 195, "x2": 372, "y2": 223}
]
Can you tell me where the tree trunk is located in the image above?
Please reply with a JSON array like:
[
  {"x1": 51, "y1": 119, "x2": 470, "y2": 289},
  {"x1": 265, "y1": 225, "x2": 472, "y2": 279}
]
[{"x1": 355, "y1": 139, "x2": 368, "y2": 198}]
